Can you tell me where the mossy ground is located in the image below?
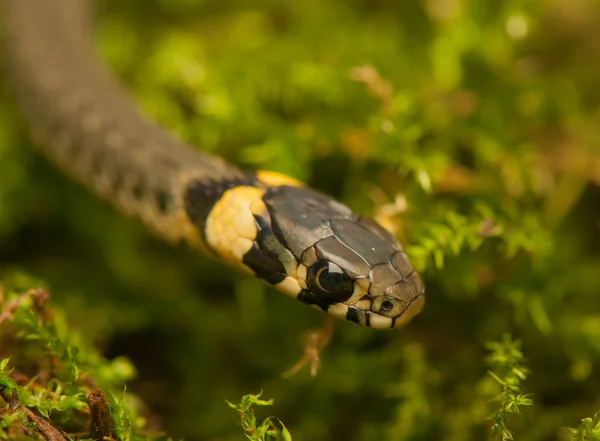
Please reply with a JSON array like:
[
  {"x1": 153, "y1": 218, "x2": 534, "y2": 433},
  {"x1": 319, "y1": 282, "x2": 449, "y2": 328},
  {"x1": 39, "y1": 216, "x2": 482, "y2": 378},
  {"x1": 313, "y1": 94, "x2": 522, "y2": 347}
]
[{"x1": 1, "y1": 0, "x2": 600, "y2": 440}]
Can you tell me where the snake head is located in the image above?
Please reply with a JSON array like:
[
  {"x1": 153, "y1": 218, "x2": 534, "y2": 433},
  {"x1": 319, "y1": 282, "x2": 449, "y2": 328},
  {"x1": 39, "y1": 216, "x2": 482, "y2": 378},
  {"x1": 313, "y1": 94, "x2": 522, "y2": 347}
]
[
  {"x1": 196, "y1": 178, "x2": 425, "y2": 329},
  {"x1": 253, "y1": 185, "x2": 425, "y2": 330}
]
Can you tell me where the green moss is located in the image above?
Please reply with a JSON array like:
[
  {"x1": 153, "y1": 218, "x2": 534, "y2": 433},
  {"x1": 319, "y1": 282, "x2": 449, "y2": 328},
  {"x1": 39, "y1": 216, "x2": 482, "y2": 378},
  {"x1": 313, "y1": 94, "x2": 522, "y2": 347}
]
[
  {"x1": 227, "y1": 392, "x2": 291, "y2": 441},
  {"x1": 0, "y1": 285, "x2": 148, "y2": 440},
  {"x1": 485, "y1": 335, "x2": 533, "y2": 440},
  {"x1": 569, "y1": 410, "x2": 600, "y2": 441}
]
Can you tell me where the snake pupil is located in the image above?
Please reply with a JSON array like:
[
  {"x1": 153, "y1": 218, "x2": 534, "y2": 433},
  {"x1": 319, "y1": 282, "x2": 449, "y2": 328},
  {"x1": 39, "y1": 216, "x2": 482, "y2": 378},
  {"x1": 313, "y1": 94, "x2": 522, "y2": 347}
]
[
  {"x1": 307, "y1": 260, "x2": 354, "y2": 303},
  {"x1": 316, "y1": 263, "x2": 345, "y2": 291}
]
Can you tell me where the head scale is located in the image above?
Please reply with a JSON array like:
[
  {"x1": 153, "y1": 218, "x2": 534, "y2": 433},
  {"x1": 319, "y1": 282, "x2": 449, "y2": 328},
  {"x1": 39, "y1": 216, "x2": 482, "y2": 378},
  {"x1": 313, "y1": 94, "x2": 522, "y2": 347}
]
[{"x1": 250, "y1": 185, "x2": 425, "y2": 330}]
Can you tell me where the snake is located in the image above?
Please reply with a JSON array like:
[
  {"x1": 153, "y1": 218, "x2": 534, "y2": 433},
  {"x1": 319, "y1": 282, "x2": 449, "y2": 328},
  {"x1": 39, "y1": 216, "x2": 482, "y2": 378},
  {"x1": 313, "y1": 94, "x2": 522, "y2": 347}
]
[{"x1": 2, "y1": 0, "x2": 425, "y2": 330}]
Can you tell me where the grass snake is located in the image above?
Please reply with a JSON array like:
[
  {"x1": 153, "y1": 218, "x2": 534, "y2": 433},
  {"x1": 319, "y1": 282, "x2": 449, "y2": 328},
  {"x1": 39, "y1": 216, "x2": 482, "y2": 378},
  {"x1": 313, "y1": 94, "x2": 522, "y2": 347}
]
[{"x1": 3, "y1": 0, "x2": 425, "y2": 330}]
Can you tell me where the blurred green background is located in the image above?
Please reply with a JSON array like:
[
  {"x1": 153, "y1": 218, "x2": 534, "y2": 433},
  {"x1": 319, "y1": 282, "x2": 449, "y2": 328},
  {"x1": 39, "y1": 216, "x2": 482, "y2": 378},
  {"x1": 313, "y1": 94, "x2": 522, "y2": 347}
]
[{"x1": 1, "y1": 0, "x2": 600, "y2": 439}]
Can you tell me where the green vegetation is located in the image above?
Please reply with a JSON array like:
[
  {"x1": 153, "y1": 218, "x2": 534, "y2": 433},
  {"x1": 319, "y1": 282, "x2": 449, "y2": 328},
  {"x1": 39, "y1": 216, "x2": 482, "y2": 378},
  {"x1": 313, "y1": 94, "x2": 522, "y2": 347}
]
[
  {"x1": 486, "y1": 335, "x2": 533, "y2": 440},
  {"x1": 1, "y1": 0, "x2": 600, "y2": 439},
  {"x1": 0, "y1": 285, "x2": 146, "y2": 440},
  {"x1": 227, "y1": 393, "x2": 291, "y2": 441},
  {"x1": 569, "y1": 411, "x2": 600, "y2": 441}
]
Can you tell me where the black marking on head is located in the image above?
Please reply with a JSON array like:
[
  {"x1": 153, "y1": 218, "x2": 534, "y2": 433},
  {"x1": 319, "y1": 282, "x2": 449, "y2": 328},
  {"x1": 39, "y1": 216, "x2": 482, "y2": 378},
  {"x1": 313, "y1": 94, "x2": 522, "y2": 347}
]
[
  {"x1": 263, "y1": 185, "x2": 357, "y2": 259},
  {"x1": 346, "y1": 307, "x2": 360, "y2": 324},
  {"x1": 242, "y1": 213, "x2": 297, "y2": 284},
  {"x1": 184, "y1": 175, "x2": 256, "y2": 235},
  {"x1": 242, "y1": 229, "x2": 287, "y2": 285},
  {"x1": 266, "y1": 209, "x2": 290, "y2": 252},
  {"x1": 297, "y1": 289, "x2": 329, "y2": 311},
  {"x1": 254, "y1": 213, "x2": 271, "y2": 231}
]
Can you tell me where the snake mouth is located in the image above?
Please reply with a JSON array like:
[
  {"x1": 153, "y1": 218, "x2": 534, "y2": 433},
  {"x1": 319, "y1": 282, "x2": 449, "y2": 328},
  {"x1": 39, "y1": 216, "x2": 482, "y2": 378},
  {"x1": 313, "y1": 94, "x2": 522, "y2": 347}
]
[{"x1": 338, "y1": 292, "x2": 425, "y2": 329}]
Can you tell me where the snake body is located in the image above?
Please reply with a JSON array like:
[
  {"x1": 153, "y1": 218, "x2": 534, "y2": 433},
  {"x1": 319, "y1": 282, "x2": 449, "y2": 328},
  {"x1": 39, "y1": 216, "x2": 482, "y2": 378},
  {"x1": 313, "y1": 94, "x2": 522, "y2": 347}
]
[{"x1": 3, "y1": 0, "x2": 425, "y2": 329}]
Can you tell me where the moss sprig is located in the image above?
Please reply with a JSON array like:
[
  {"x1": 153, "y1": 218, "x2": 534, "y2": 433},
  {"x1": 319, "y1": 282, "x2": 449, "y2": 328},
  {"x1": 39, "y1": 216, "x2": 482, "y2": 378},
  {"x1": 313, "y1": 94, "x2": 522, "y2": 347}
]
[
  {"x1": 486, "y1": 335, "x2": 533, "y2": 440},
  {"x1": 227, "y1": 392, "x2": 292, "y2": 441},
  {"x1": 568, "y1": 410, "x2": 600, "y2": 441}
]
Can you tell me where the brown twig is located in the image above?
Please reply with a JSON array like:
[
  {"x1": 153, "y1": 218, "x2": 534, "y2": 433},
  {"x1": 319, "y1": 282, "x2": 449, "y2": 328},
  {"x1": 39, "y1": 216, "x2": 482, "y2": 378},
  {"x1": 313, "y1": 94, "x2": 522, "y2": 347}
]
[
  {"x1": 0, "y1": 384, "x2": 68, "y2": 441},
  {"x1": 22, "y1": 407, "x2": 69, "y2": 441},
  {"x1": 88, "y1": 389, "x2": 118, "y2": 441}
]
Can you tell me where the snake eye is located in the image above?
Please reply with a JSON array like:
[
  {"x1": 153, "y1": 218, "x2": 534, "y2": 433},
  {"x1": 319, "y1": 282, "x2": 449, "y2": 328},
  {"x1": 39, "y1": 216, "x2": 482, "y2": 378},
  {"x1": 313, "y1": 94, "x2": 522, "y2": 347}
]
[{"x1": 307, "y1": 259, "x2": 354, "y2": 303}]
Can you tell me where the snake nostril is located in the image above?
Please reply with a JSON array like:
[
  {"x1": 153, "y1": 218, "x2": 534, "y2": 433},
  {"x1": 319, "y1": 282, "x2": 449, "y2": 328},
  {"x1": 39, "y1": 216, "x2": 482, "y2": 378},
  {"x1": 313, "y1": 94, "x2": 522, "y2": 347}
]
[{"x1": 380, "y1": 300, "x2": 394, "y2": 312}]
